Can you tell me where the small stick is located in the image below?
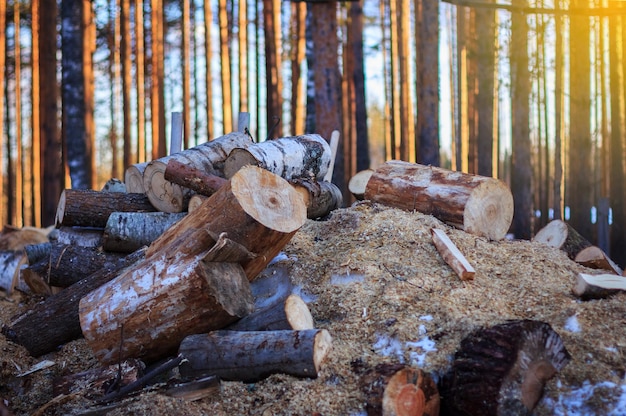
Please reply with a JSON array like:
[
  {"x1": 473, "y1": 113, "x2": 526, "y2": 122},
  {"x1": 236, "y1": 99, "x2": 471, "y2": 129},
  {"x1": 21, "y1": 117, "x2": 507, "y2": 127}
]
[
  {"x1": 323, "y1": 130, "x2": 340, "y2": 182},
  {"x1": 431, "y1": 228, "x2": 476, "y2": 280}
]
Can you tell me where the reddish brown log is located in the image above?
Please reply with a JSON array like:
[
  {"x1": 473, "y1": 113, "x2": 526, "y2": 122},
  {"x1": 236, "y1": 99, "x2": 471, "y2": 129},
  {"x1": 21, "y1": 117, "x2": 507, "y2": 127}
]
[
  {"x1": 55, "y1": 189, "x2": 156, "y2": 228},
  {"x1": 365, "y1": 161, "x2": 514, "y2": 240},
  {"x1": 164, "y1": 159, "x2": 228, "y2": 197}
]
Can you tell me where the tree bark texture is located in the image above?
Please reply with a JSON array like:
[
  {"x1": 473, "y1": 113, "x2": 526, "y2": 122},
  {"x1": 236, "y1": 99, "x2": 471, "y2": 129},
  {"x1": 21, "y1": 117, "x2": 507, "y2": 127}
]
[
  {"x1": 178, "y1": 329, "x2": 332, "y2": 382},
  {"x1": 164, "y1": 159, "x2": 228, "y2": 197},
  {"x1": 292, "y1": 179, "x2": 343, "y2": 220},
  {"x1": 365, "y1": 161, "x2": 514, "y2": 240},
  {"x1": 102, "y1": 211, "x2": 186, "y2": 253},
  {"x1": 52, "y1": 226, "x2": 103, "y2": 248},
  {"x1": 55, "y1": 189, "x2": 156, "y2": 228}
]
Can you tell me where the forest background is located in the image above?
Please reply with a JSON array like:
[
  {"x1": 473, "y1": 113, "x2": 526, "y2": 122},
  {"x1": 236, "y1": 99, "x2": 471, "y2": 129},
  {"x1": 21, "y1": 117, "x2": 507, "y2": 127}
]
[{"x1": 0, "y1": 0, "x2": 625, "y2": 267}]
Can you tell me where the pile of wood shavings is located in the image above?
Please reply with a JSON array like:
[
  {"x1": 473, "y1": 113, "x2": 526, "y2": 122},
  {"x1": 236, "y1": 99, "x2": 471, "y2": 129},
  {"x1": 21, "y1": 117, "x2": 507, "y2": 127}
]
[{"x1": 1, "y1": 202, "x2": 625, "y2": 415}]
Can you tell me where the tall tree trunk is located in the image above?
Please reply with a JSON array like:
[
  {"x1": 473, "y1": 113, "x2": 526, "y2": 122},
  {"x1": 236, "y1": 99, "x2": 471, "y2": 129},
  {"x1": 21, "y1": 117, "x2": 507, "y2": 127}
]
[
  {"x1": 239, "y1": 0, "x2": 248, "y2": 114},
  {"x1": 416, "y1": 0, "x2": 440, "y2": 166},
  {"x1": 204, "y1": 0, "x2": 214, "y2": 140},
  {"x1": 182, "y1": 0, "x2": 190, "y2": 148},
  {"x1": 510, "y1": 0, "x2": 532, "y2": 239},
  {"x1": 136, "y1": 0, "x2": 146, "y2": 161},
  {"x1": 290, "y1": 2, "x2": 306, "y2": 135},
  {"x1": 31, "y1": 0, "x2": 42, "y2": 227},
  {"x1": 14, "y1": 0, "x2": 23, "y2": 226},
  {"x1": 475, "y1": 2, "x2": 495, "y2": 177},
  {"x1": 83, "y1": 0, "x2": 95, "y2": 187},
  {"x1": 609, "y1": 13, "x2": 625, "y2": 267},
  {"x1": 568, "y1": 0, "x2": 593, "y2": 241},
  {"x1": 553, "y1": 0, "x2": 563, "y2": 220},
  {"x1": 263, "y1": 0, "x2": 283, "y2": 139},
  {"x1": 40, "y1": 0, "x2": 61, "y2": 226},
  {"x1": 457, "y1": 6, "x2": 469, "y2": 172},
  {"x1": 218, "y1": 0, "x2": 233, "y2": 134},
  {"x1": 121, "y1": 0, "x2": 133, "y2": 168},
  {"x1": 397, "y1": 0, "x2": 414, "y2": 163},
  {"x1": 342, "y1": 5, "x2": 355, "y2": 187},
  {"x1": 388, "y1": 0, "x2": 400, "y2": 159},
  {"x1": 0, "y1": 0, "x2": 5, "y2": 225},
  {"x1": 349, "y1": 1, "x2": 369, "y2": 172},
  {"x1": 379, "y1": 1, "x2": 391, "y2": 162},
  {"x1": 191, "y1": 0, "x2": 199, "y2": 146},
  {"x1": 466, "y1": 9, "x2": 478, "y2": 174},
  {"x1": 150, "y1": 0, "x2": 166, "y2": 158},
  {"x1": 109, "y1": 0, "x2": 120, "y2": 178}
]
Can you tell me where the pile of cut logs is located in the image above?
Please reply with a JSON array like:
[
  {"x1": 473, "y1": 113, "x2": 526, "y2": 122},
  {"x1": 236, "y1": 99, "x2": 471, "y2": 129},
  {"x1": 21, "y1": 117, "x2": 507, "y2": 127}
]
[{"x1": 0, "y1": 128, "x2": 622, "y2": 414}]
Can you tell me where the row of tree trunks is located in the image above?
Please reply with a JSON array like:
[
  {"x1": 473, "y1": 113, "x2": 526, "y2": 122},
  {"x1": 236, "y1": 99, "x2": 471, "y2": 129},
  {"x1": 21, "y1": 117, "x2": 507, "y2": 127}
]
[
  {"x1": 178, "y1": 329, "x2": 332, "y2": 382},
  {"x1": 140, "y1": 132, "x2": 253, "y2": 213},
  {"x1": 1, "y1": 249, "x2": 146, "y2": 357},
  {"x1": 365, "y1": 161, "x2": 514, "y2": 240}
]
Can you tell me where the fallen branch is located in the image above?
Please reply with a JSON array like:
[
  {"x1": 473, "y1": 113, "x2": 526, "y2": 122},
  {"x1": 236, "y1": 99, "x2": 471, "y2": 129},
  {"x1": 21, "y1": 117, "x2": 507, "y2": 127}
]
[{"x1": 431, "y1": 228, "x2": 476, "y2": 281}]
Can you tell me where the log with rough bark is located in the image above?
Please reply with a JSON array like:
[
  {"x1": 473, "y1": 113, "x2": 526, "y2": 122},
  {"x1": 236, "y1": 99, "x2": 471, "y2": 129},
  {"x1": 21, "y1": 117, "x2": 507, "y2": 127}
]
[
  {"x1": 79, "y1": 236, "x2": 256, "y2": 365},
  {"x1": 102, "y1": 212, "x2": 187, "y2": 253},
  {"x1": 292, "y1": 179, "x2": 343, "y2": 219},
  {"x1": 354, "y1": 362, "x2": 440, "y2": 416},
  {"x1": 573, "y1": 273, "x2": 626, "y2": 300},
  {"x1": 440, "y1": 320, "x2": 570, "y2": 416},
  {"x1": 1, "y1": 249, "x2": 146, "y2": 357},
  {"x1": 178, "y1": 329, "x2": 333, "y2": 382},
  {"x1": 0, "y1": 250, "x2": 27, "y2": 294},
  {"x1": 164, "y1": 159, "x2": 228, "y2": 197},
  {"x1": 223, "y1": 134, "x2": 332, "y2": 181},
  {"x1": 55, "y1": 189, "x2": 156, "y2": 228},
  {"x1": 431, "y1": 228, "x2": 476, "y2": 281},
  {"x1": 27, "y1": 244, "x2": 127, "y2": 288},
  {"x1": 365, "y1": 161, "x2": 514, "y2": 241},
  {"x1": 348, "y1": 169, "x2": 374, "y2": 200},
  {"x1": 146, "y1": 166, "x2": 307, "y2": 281},
  {"x1": 24, "y1": 242, "x2": 52, "y2": 265},
  {"x1": 227, "y1": 294, "x2": 313, "y2": 331},
  {"x1": 574, "y1": 246, "x2": 622, "y2": 275},
  {"x1": 143, "y1": 132, "x2": 253, "y2": 213},
  {"x1": 51, "y1": 226, "x2": 103, "y2": 248},
  {"x1": 532, "y1": 219, "x2": 592, "y2": 259},
  {"x1": 124, "y1": 162, "x2": 148, "y2": 193}
]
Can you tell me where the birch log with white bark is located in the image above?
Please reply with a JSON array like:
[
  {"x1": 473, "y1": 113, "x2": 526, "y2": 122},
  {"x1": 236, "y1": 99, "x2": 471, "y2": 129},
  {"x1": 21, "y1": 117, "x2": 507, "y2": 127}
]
[
  {"x1": 365, "y1": 161, "x2": 514, "y2": 241},
  {"x1": 102, "y1": 211, "x2": 187, "y2": 253},
  {"x1": 223, "y1": 134, "x2": 331, "y2": 181}
]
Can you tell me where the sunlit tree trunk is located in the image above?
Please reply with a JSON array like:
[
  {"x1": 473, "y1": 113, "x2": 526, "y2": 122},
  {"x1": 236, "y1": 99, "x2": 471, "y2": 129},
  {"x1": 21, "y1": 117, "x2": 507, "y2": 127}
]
[
  {"x1": 239, "y1": 0, "x2": 248, "y2": 114},
  {"x1": 150, "y1": 0, "x2": 166, "y2": 158},
  {"x1": 109, "y1": 0, "x2": 120, "y2": 178},
  {"x1": 415, "y1": 0, "x2": 439, "y2": 166},
  {"x1": 510, "y1": 0, "x2": 532, "y2": 239},
  {"x1": 182, "y1": 0, "x2": 190, "y2": 148},
  {"x1": 191, "y1": 0, "x2": 199, "y2": 146},
  {"x1": 263, "y1": 0, "x2": 282, "y2": 139},
  {"x1": 255, "y1": 1, "x2": 262, "y2": 139},
  {"x1": 475, "y1": 2, "x2": 495, "y2": 177},
  {"x1": 380, "y1": 1, "x2": 391, "y2": 162},
  {"x1": 466, "y1": 9, "x2": 478, "y2": 174},
  {"x1": 136, "y1": 0, "x2": 146, "y2": 161},
  {"x1": 0, "y1": 0, "x2": 5, "y2": 225},
  {"x1": 84, "y1": 0, "x2": 96, "y2": 187},
  {"x1": 40, "y1": 0, "x2": 61, "y2": 225},
  {"x1": 553, "y1": 0, "x2": 564, "y2": 220},
  {"x1": 569, "y1": 0, "x2": 593, "y2": 241},
  {"x1": 204, "y1": 0, "x2": 214, "y2": 140},
  {"x1": 121, "y1": 0, "x2": 133, "y2": 168},
  {"x1": 13, "y1": 0, "x2": 23, "y2": 225},
  {"x1": 388, "y1": 0, "x2": 400, "y2": 159},
  {"x1": 349, "y1": 1, "x2": 369, "y2": 172},
  {"x1": 31, "y1": 0, "x2": 42, "y2": 227},
  {"x1": 457, "y1": 6, "x2": 469, "y2": 172},
  {"x1": 218, "y1": 0, "x2": 232, "y2": 134},
  {"x1": 342, "y1": 6, "x2": 355, "y2": 184},
  {"x1": 290, "y1": 1, "x2": 306, "y2": 135},
  {"x1": 397, "y1": 0, "x2": 414, "y2": 163}
]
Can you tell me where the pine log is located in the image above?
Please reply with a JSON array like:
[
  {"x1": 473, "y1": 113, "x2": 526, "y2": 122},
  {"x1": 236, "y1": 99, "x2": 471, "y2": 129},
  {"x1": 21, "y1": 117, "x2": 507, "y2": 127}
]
[
  {"x1": 532, "y1": 219, "x2": 592, "y2": 259},
  {"x1": 51, "y1": 226, "x2": 103, "y2": 248},
  {"x1": 124, "y1": 162, "x2": 148, "y2": 193},
  {"x1": 572, "y1": 273, "x2": 626, "y2": 300},
  {"x1": 102, "y1": 212, "x2": 187, "y2": 253},
  {"x1": 431, "y1": 228, "x2": 476, "y2": 281},
  {"x1": 79, "y1": 236, "x2": 256, "y2": 364},
  {"x1": 223, "y1": 134, "x2": 332, "y2": 181},
  {"x1": 1, "y1": 249, "x2": 146, "y2": 357},
  {"x1": 164, "y1": 159, "x2": 228, "y2": 197},
  {"x1": 146, "y1": 166, "x2": 307, "y2": 281},
  {"x1": 227, "y1": 294, "x2": 313, "y2": 331},
  {"x1": 187, "y1": 194, "x2": 208, "y2": 212},
  {"x1": 143, "y1": 132, "x2": 253, "y2": 213},
  {"x1": 0, "y1": 250, "x2": 27, "y2": 294},
  {"x1": 365, "y1": 161, "x2": 514, "y2": 241},
  {"x1": 354, "y1": 362, "x2": 440, "y2": 416},
  {"x1": 55, "y1": 189, "x2": 156, "y2": 228},
  {"x1": 440, "y1": 320, "x2": 570, "y2": 416},
  {"x1": 348, "y1": 169, "x2": 374, "y2": 200},
  {"x1": 292, "y1": 179, "x2": 343, "y2": 219},
  {"x1": 178, "y1": 329, "x2": 333, "y2": 382},
  {"x1": 27, "y1": 244, "x2": 127, "y2": 288},
  {"x1": 574, "y1": 246, "x2": 622, "y2": 275}
]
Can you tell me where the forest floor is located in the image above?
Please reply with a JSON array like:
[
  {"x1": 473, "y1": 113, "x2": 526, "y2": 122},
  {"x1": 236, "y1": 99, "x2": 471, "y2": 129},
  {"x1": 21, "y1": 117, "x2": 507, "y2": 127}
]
[{"x1": 1, "y1": 202, "x2": 625, "y2": 415}]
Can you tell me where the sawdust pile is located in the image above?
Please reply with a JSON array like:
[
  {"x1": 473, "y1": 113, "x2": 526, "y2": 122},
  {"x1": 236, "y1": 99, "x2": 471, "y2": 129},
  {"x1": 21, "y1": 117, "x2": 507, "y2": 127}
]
[{"x1": 1, "y1": 202, "x2": 625, "y2": 415}]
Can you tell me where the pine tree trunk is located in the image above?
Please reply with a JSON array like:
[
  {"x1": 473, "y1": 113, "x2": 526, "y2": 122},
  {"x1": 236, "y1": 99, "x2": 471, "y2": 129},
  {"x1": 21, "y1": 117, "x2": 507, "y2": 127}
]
[{"x1": 218, "y1": 0, "x2": 232, "y2": 133}]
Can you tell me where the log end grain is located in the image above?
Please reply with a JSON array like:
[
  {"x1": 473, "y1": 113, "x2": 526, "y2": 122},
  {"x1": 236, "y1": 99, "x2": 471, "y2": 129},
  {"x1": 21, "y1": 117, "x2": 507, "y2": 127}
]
[
  {"x1": 313, "y1": 329, "x2": 333, "y2": 374},
  {"x1": 124, "y1": 163, "x2": 148, "y2": 194},
  {"x1": 382, "y1": 368, "x2": 440, "y2": 416},
  {"x1": 573, "y1": 273, "x2": 626, "y2": 300},
  {"x1": 532, "y1": 219, "x2": 568, "y2": 248},
  {"x1": 348, "y1": 169, "x2": 374, "y2": 201},
  {"x1": 285, "y1": 294, "x2": 314, "y2": 330},
  {"x1": 463, "y1": 179, "x2": 514, "y2": 241},
  {"x1": 231, "y1": 166, "x2": 307, "y2": 234},
  {"x1": 143, "y1": 160, "x2": 186, "y2": 213},
  {"x1": 223, "y1": 148, "x2": 259, "y2": 179}
]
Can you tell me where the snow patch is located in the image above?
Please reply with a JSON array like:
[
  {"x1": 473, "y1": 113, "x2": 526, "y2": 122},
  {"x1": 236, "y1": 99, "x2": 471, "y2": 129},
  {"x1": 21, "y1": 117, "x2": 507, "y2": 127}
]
[
  {"x1": 541, "y1": 381, "x2": 626, "y2": 415},
  {"x1": 564, "y1": 315, "x2": 581, "y2": 333},
  {"x1": 330, "y1": 273, "x2": 366, "y2": 285},
  {"x1": 373, "y1": 332, "x2": 437, "y2": 367}
]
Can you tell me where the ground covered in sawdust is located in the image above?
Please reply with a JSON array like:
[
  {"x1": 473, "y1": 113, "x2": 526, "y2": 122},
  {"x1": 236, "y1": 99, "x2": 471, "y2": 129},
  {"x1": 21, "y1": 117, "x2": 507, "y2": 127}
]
[{"x1": 1, "y1": 202, "x2": 625, "y2": 415}]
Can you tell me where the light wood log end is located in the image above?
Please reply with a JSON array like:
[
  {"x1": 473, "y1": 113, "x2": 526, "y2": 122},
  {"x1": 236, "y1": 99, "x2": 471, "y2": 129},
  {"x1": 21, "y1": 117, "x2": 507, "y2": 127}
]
[
  {"x1": 313, "y1": 329, "x2": 333, "y2": 373},
  {"x1": 463, "y1": 179, "x2": 514, "y2": 241}
]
